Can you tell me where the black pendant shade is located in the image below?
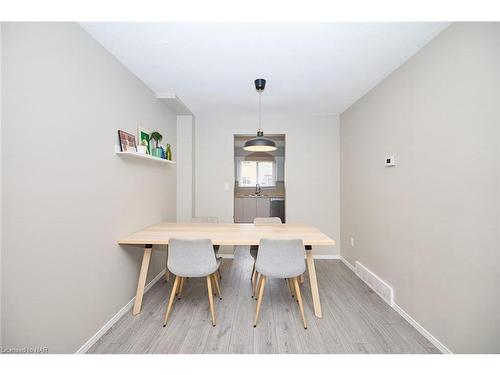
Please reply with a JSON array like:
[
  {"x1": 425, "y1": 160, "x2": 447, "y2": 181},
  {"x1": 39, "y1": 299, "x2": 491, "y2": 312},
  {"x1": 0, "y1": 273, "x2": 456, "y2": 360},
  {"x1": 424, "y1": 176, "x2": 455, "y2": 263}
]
[
  {"x1": 244, "y1": 79, "x2": 277, "y2": 152},
  {"x1": 243, "y1": 129, "x2": 277, "y2": 152},
  {"x1": 255, "y1": 79, "x2": 266, "y2": 91}
]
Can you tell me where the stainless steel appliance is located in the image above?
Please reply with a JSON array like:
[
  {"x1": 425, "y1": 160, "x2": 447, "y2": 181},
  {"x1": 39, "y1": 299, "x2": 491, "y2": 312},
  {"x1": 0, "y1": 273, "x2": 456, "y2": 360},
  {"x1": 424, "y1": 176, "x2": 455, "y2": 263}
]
[{"x1": 270, "y1": 198, "x2": 285, "y2": 223}]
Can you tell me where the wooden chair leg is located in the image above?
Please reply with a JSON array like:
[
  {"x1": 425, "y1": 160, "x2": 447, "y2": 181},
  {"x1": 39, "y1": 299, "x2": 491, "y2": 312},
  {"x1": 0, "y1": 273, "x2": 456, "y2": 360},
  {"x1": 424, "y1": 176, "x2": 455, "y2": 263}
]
[
  {"x1": 164, "y1": 268, "x2": 170, "y2": 282},
  {"x1": 252, "y1": 271, "x2": 260, "y2": 299},
  {"x1": 163, "y1": 276, "x2": 180, "y2": 327},
  {"x1": 217, "y1": 268, "x2": 222, "y2": 280},
  {"x1": 177, "y1": 277, "x2": 185, "y2": 300},
  {"x1": 299, "y1": 273, "x2": 304, "y2": 284},
  {"x1": 293, "y1": 277, "x2": 307, "y2": 329},
  {"x1": 207, "y1": 275, "x2": 216, "y2": 326},
  {"x1": 287, "y1": 278, "x2": 296, "y2": 300},
  {"x1": 212, "y1": 272, "x2": 222, "y2": 300},
  {"x1": 253, "y1": 275, "x2": 267, "y2": 327},
  {"x1": 251, "y1": 262, "x2": 256, "y2": 281}
]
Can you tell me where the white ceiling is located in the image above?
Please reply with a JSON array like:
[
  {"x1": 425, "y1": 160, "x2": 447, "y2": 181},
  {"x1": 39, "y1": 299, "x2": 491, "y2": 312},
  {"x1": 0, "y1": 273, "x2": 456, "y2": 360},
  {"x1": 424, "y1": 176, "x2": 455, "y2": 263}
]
[{"x1": 81, "y1": 22, "x2": 449, "y2": 116}]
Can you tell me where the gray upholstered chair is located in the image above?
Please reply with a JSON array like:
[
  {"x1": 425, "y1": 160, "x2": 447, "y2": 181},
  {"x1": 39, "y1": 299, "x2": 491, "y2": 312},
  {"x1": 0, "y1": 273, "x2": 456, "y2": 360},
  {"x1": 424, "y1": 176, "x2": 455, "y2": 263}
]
[
  {"x1": 253, "y1": 239, "x2": 307, "y2": 329},
  {"x1": 165, "y1": 216, "x2": 222, "y2": 282},
  {"x1": 250, "y1": 217, "x2": 282, "y2": 297},
  {"x1": 163, "y1": 238, "x2": 222, "y2": 327},
  {"x1": 191, "y1": 216, "x2": 222, "y2": 278}
]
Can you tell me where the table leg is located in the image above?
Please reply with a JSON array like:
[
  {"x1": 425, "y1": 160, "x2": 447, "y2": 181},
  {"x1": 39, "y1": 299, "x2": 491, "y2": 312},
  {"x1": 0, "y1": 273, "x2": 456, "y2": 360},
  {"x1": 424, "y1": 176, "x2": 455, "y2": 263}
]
[
  {"x1": 132, "y1": 244, "x2": 153, "y2": 315},
  {"x1": 164, "y1": 245, "x2": 170, "y2": 282},
  {"x1": 305, "y1": 246, "x2": 322, "y2": 318}
]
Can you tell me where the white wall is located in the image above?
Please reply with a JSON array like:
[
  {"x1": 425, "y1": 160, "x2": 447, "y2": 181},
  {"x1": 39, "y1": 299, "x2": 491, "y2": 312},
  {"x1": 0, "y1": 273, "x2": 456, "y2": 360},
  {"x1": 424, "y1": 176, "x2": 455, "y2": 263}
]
[
  {"x1": 195, "y1": 114, "x2": 340, "y2": 255},
  {"x1": 1, "y1": 23, "x2": 176, "y2": 353},
  {"x1": 340, "y1": 22, "x2": 500, "y2": 353},
  {"x1": 176, "y1": 115, "x2": 194, "y2": 222},
  {"x1": 0, "y1": 22, "x2": 3, "y2": 345}
]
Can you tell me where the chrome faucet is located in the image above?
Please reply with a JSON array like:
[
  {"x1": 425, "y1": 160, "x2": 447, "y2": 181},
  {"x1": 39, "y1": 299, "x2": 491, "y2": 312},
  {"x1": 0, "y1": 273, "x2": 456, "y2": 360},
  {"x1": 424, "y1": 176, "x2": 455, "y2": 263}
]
[{"x1": 255, "y1": 184, "x2": 261, "y2": 196}]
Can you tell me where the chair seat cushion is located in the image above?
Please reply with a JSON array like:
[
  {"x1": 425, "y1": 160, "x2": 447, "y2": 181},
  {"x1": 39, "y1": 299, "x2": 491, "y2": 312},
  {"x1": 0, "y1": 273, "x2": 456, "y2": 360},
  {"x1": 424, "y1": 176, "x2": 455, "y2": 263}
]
[
  {"x1": 168, "y1": 238, "x2": 219, "y2": 278},
  {"x1": 255, "y1": 239, "x2": 306, "y2": 278},
  {"x1": 256, "y1": 260, "x2": 305, "y2": 279},
  {"x1": 170, "y1": 264, "x2": 218, "y2": 278}
]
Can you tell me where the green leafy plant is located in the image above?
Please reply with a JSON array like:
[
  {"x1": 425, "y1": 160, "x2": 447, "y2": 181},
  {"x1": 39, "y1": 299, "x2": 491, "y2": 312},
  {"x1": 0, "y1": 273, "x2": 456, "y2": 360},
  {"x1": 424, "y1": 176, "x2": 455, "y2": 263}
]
[{"x1": 150, "y1": 131, "x2": 163, "y2": 148}]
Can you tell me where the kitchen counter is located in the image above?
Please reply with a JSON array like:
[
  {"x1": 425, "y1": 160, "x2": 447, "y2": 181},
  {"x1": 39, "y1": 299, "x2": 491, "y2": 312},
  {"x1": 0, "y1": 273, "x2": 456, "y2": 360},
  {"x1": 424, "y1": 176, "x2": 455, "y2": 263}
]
[{"x1": 234, "y1": 194, "x2": 285, "y2": 199}]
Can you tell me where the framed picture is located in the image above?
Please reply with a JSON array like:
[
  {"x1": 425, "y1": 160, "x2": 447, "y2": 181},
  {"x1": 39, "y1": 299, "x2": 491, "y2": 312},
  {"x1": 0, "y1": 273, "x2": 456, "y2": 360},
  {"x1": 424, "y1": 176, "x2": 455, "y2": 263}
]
[
  {"x1": 138, "y1": 128, "x2": 151, "y2": 154},
  {"x1": 118, "y1": 130, "x2": 137, "y2": 153}
]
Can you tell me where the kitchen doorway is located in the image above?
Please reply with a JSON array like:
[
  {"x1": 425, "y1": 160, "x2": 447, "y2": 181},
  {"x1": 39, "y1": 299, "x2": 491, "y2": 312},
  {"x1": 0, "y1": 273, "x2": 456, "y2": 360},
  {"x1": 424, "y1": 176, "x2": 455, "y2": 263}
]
[{"x1": 233, "y1": 134, "x2": 286, "y2": 223}]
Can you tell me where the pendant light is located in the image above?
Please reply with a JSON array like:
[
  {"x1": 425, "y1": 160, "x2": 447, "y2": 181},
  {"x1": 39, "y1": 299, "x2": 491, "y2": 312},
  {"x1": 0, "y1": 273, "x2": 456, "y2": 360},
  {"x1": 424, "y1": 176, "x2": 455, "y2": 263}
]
[{"x1": 243, "y1": 79, "x2": 277, "y2": 152}]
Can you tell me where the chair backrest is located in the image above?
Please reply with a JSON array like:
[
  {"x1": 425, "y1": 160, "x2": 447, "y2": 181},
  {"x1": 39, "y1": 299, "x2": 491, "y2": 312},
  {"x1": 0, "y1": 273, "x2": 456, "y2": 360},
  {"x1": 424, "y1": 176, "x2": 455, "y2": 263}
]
[
  {"x1": 191, "y1": 216, "x2": 219, "y2": 224},
  {"x1": 255, "y1": 239, "x2": 305, "y2": 278},
  {"x1": 254, "y1": 217, "x2": 282, "y2": 225},
  {"x1": 167, "y1": 238, "x2": 218, "y2": 277}
]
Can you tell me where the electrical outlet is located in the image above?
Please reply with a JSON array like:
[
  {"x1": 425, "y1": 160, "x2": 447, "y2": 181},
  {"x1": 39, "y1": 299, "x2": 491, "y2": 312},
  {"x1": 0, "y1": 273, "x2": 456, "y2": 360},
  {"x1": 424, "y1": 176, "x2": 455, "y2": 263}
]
[{"x1": 350, "y1": 236, "x2": 355, "y2": 247}]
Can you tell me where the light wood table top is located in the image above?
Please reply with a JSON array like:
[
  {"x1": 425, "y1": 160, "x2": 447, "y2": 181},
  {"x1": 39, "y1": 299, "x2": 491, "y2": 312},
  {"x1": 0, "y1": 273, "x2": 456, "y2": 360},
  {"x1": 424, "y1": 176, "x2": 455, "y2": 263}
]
[{"x1": 118, "y1": 222, "x2": 335, "y2": 246}]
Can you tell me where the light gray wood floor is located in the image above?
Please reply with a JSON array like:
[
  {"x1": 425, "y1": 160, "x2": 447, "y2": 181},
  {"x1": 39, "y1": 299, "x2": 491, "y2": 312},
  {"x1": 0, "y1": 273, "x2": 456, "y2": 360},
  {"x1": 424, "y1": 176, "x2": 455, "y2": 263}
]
[{"x1": 88, "y1": 247, "x2": 439, "y2": 354}]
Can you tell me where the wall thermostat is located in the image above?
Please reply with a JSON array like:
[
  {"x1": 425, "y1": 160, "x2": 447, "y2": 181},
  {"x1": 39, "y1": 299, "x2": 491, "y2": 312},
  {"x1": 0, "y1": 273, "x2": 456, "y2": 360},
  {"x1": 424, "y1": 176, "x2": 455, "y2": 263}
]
[{"x1": 385, "y1": 155, "x2": 396, "y2": 167}]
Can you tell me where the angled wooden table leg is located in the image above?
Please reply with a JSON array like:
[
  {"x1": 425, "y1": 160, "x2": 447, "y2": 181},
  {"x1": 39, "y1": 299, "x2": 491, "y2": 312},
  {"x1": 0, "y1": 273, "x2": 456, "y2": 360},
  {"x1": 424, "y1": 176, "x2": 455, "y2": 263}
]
[
  {"x1": 133, "y1": 244, "x2": 153, "y2": 315},
  {"x1": 164, "y1": 245, "x2": 170, "y2": 282},
  {"x1": 305, "y1": 245, "x2": 322, "y2": 318}
]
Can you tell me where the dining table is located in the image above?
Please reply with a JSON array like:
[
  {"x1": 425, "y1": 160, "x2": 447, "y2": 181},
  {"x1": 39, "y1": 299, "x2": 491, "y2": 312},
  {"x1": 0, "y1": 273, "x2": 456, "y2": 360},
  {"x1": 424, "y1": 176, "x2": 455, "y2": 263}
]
[{"x1": 118, "y1": 222, "x2": 335, "y2": 318}]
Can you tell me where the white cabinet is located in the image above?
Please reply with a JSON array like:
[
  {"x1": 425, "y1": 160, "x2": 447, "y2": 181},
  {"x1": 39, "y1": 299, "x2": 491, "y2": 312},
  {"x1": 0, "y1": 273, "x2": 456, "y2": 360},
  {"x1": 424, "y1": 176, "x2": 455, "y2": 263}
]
[
  {"x1": 234, "y1": 198, "x2": 246, "y2": 222},
  {"x1": 242, "y1": 198, "x2": 257, "y2": 222},
  {"x1": 234, "y1": 197, "x2": 271, "y2": 223},
  {"x1": 256, "y1": 198, "x2": 271, "y2": 217}
]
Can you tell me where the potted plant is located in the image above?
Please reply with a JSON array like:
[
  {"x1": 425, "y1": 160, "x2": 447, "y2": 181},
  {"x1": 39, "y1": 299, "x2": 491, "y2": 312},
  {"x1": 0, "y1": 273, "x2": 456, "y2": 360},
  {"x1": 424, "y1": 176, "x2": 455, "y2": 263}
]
[{"x1": 150, "y1": 131, "x2": 163, "y2": 158}]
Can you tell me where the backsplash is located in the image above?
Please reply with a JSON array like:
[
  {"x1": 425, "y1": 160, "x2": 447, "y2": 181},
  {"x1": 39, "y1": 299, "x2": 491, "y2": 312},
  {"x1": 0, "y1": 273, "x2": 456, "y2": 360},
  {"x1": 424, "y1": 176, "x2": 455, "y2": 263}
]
[{"x1": 234, "y1": 181, "x2": 285, "y2": 198}]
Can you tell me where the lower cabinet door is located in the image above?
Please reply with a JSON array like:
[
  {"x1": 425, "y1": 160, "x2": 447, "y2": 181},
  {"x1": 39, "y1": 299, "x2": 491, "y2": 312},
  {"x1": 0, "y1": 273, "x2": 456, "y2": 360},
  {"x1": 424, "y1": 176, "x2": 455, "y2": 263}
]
[
  {"x1": 235, "y1": 197, "x2": 271, "y2": 223},
  {"x1": 243, "y1": 198, "x2": 257, "y2": 222},
  {"x1": 235, "y1": 198, "x2": 257, "y2": 223},
  {"x1": 256, "y1": 198, "x2": 271, "y2": 218},
  {"x1": 234, "y1": 198, "x2": 245, "y2": 223}
]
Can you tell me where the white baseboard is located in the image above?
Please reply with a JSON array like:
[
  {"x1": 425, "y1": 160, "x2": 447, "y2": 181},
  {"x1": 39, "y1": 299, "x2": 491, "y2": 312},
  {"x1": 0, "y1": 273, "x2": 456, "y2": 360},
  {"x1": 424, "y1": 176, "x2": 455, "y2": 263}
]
[
  {"x1": 218, "y1": 253, "x2": 340, "y2": 260},
  {"x1": 313, "y1": 254, "x2": 340, "y2": 259},
  {"x1": 355, "y1": 261, "x2": 394, "y2": 306},
  {"x1": 339, "y1": 254, "x2": 452, "y2": 354},
  {"x1": 392, "y1": 303, "x2": 452, "y2": 354},
  {"x1": 340, "y1": 256, "x2": 356, "y2": 272},
  {"x1": 341, "y1": 258, "x2": 394, "y2": 306},
  {"x1": 75, "y1": 269, "x2": 166, "y2": 354}
]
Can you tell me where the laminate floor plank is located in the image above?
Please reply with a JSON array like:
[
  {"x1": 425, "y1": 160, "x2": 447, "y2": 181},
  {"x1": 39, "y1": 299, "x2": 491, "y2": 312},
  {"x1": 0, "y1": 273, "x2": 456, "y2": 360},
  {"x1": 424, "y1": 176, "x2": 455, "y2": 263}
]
[
  {"x1": 88, "y1": 251, "x2": 440, "y2": 354},
  {"x1": 202, "y1": 252, "x2": 245, "y2": 354}
]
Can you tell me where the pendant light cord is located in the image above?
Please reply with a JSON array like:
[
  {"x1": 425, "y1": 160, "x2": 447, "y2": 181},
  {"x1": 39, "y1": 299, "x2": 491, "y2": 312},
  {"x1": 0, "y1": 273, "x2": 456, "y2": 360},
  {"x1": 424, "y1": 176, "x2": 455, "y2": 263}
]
[{"x1": 258, "y1": 91, "x2": 262, "y2": 130}]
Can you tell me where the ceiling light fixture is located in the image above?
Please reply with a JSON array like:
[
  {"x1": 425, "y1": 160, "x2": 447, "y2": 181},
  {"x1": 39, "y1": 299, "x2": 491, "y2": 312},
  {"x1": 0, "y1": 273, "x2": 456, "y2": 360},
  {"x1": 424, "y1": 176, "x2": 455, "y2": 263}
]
[{"x1": 243, "y1": 79, "x2": 277, "y2": 152}]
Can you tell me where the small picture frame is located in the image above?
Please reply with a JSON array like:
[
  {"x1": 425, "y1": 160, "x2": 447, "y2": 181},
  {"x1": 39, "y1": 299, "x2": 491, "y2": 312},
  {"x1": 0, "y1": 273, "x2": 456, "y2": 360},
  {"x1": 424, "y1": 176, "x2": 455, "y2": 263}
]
[
  {"x1": 118, "y1": 130, "x2": 137, "y2": 153},
  {"x1": 138, "y1": 128, "x2": 151, "y2": 154}
]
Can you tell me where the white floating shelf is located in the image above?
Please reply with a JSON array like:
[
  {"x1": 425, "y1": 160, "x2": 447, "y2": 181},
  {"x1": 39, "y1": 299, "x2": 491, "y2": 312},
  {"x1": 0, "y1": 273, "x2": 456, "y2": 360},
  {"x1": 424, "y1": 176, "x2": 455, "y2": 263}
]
[{"x1": 115, "y1": 151, "x2": 176, "y2": 165}]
